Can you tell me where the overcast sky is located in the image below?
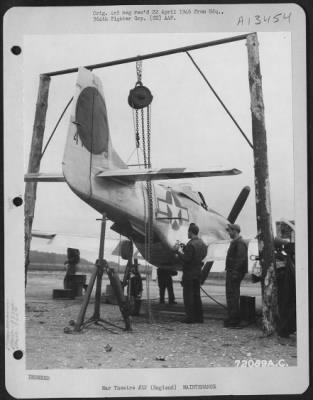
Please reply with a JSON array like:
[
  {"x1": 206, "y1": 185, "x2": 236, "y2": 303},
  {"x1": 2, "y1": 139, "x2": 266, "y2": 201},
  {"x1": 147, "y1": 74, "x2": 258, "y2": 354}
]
[{"x1": 23, "y1": 31, "x2": 294, "y2": 251}]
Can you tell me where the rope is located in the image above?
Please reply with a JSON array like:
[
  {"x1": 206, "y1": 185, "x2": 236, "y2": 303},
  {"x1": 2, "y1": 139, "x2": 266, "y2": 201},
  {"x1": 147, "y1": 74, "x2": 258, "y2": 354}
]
[
  {"x1": 186, "y1": 51, "x2": 253, "y2": 149},
  {"x1": 40, "y1": 96, "x2": 73, "y2": 160}
]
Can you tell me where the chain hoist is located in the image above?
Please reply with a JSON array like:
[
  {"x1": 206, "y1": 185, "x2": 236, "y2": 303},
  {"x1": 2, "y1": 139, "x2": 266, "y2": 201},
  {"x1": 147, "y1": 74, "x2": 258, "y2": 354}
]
[
  {"x1": 128, "y1": 60, "x2": 154, "y2": 321},
  {"x1": 128, "y1": 59, "x2": 153, "y2": 161},
  {"x1": 128, "y1": 60, "x2": 153, "y2": 111},
  {"x1": 128, "y1": 60, "x2": 153, "y2": 251}
]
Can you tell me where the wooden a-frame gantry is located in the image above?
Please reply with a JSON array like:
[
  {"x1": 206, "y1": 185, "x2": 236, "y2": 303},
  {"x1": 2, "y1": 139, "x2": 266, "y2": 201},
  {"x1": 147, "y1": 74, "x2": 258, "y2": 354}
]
[{"x1": 24, "y1": 32, "x2": 279, "y2": 334}]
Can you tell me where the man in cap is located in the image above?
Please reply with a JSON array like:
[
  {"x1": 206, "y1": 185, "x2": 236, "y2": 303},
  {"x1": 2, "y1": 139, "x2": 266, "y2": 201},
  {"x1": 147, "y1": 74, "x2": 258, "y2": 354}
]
[
  {"x1": 176, "y1": 223, "x2": 208, "y2": 323},
  {"x1": 224, "y1": 223, "x2": 248, "y2": 327}
]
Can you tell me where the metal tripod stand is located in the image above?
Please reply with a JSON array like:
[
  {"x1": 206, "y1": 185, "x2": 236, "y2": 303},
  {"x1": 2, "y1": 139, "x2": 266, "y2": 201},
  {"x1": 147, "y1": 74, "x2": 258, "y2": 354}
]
[{"x1": 73, "y1": 214, "x2": 132, "y2": 333}]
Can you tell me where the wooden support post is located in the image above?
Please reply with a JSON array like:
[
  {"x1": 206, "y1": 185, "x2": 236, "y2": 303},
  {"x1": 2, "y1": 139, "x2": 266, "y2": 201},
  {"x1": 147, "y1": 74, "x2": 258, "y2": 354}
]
[
  {"x1": 246, "y1": 33, "x2": 278, "y2": 334},
  {"x1": 24, "y1": 74, "x2": 51, "y2": 286}
]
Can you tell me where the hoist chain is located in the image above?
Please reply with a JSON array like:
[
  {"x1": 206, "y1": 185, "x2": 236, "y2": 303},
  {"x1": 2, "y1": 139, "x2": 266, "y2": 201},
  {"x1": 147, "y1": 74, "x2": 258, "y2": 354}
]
[
  {"x1": 146, "y1": 180, "x2": 153, "y2": 263},
  {"x1": 135, "y1": 109, "x2": 140, "y2": 148},
  {"x1": 145, "y1": 104, "x2": 153, "y2": 266},
  {"x1": 147, "y1": 105, "x2": 151, "y2": 168},
  {"x1": 135, "y1": 59, "x2": 153, "y2": 321},
  {"x1": 131, "y1": 61, "x2": 154, "y2": 300},
  {"x1": 141, "y1": 109, "x2": 147, "y2": 168},
  {"x1": 142, "y1": 178, "x2": 154, "y2": 322},
  {"x1": 136, "y1": 59, "x2": 142, "y2": 84}
]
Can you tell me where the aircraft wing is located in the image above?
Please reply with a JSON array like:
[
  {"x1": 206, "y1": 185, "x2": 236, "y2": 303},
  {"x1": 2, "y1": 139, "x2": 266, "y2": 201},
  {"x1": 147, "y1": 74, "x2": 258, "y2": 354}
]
[
  {"x1": 96, "y1": 168, "x2": 241, "y2": 183},
  {"x1": 24, "y1": 173, "x2": 65, "y2": 182},
  {"x1": 31, "y1": 230, "x2": 124, "y2": 262},
  {"x1": 32, "y1": 231, "x2": 56, "y2": 239}
]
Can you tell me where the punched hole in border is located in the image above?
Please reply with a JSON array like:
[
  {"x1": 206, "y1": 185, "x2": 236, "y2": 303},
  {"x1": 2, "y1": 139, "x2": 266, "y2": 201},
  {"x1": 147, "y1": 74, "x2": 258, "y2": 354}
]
[
  {"x1": 11, "y1": 46, "x2": 22, "y2": 55},
  {"x1": 13, "y1": 197, "x2": 23, "y2": 207},
  {"x1": 13, "y1": 350, "x2": 24, "y2": 360}
]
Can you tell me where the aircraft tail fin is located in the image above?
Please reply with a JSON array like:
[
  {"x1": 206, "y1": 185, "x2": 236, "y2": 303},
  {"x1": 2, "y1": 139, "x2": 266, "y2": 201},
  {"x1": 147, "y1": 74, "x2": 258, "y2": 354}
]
[{"x1": 62, "y1": 67, "x2": 126, "y2": 197}]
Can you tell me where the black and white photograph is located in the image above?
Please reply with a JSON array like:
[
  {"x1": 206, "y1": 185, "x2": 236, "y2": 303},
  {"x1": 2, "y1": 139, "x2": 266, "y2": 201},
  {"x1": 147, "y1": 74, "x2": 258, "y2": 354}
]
[{"x1": 3, "y1": 3, "x2": 309, "y2": 398}]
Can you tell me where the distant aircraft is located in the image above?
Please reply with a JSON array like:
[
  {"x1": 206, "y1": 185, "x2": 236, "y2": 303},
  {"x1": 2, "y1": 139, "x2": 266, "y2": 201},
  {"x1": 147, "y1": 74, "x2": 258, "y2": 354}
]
[{"x1": 26, "y1": 67, "x2": 250, "y2": 275}]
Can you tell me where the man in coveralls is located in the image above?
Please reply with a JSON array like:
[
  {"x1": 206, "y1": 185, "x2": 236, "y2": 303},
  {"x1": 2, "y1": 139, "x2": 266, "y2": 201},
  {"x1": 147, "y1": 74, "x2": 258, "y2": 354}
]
[
  {"x1": 176, "y1": 223, "x2": 208, "y2": 323},
  {"x1": 63, "y1": 248, "x2": 80, "y2": 290},
  {"x1": 274, "y1": 238, "x2": 296, "y2": 337},
  {"x1": 128, "y1": 259, "x2": 143, "y2": 316},
  {"x1": 157, "y1": 268, "x2": 177, "y2": 304},
  {"x1": 224, "y1": 223, "x2": 248, "y2": 328}
]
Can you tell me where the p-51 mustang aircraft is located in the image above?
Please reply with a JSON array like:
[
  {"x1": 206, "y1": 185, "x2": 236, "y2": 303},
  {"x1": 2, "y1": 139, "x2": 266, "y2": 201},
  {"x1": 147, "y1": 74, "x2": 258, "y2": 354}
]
[{"x1": 26, "y1": 67, "x2": 250, "y2": 273}]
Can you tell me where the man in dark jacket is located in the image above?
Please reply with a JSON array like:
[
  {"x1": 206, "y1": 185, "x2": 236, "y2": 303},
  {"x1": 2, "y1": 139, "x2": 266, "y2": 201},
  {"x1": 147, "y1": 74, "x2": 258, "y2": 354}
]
[
  {"x1": 128, "y1": 259, "x2": 143, "y2": 316},
  {"x1": 224, "y1": 223, "x2": 248, "y2": 327},
  {"x1": 177, "y1": 223, "x2": 208, "y2": 323},
  {"x1": 157, "y1": 268, "x2": 177, "y2": 304},
  {"x1": 63, "y1": 248, "x2": 80, "y2": 290}
]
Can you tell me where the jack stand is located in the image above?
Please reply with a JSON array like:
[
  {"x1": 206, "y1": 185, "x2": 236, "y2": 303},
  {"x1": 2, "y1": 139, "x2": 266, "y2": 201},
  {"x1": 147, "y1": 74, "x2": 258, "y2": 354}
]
[{"x1": 72, "y1": 214, "x2": 132, "y2": 333}]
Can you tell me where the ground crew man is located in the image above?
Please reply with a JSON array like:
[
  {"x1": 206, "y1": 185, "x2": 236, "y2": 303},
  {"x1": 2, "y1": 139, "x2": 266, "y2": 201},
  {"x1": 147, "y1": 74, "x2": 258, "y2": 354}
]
[
  {"x1": 224, "y1": 223, "x2": 248, "y2": 328},
  {"x1": 157, "y1": 268, "x2": 177, "y2": 304},
  {"x1": 274, "y1": 238, "x2": 296, "y2": 337},
  {"x1": 176, "y1": 223, "x2": 208, "y2": 323},
  {"x1": 128, "y1": 259, "x2": 143, "y2": 316},
  {"x1": 63, "y1": 248, "x2": 80, "y2": 290}
]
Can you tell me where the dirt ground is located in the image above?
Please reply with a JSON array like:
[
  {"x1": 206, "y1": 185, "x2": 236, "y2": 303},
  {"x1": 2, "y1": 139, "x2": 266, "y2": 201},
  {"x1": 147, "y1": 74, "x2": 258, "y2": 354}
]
[{"x1": 25, "y1": 271, "x2": 297, "y2": 369}]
